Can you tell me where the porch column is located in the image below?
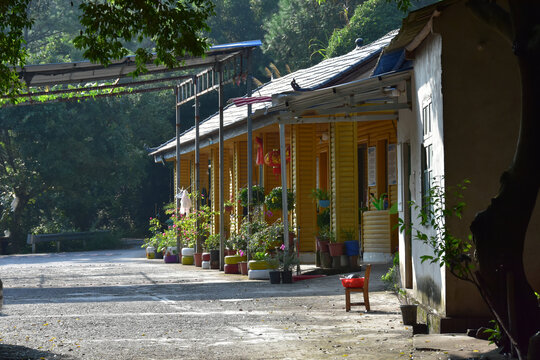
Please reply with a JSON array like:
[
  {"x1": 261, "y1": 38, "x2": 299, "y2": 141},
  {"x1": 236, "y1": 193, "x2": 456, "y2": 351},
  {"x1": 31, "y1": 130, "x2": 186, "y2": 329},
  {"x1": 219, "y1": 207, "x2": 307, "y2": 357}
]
[
  {"x1": 175, "y1": 86, "x2": 182, "y2": 256},
  {"x1": 330, "y1": 122, "x2": 359, "y2": 242},
  {"x1": 292, "y1": 124, "x2": 317, "y2": 252}
]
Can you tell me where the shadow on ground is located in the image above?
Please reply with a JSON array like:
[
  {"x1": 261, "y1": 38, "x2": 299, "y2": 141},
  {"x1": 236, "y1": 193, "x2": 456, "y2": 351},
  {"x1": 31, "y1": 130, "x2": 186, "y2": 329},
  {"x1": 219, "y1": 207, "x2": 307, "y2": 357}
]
[{"x1": 0, "y1": 344, "x2": 75, "y2": 360}]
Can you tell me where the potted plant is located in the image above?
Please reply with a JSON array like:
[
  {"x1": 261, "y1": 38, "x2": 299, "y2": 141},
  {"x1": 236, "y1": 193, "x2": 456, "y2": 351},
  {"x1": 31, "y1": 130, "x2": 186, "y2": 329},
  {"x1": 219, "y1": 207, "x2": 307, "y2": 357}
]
[
  {"x1": 248, "y1": 251, "x2": 270, "y2": 270},
  {"x1": 224, "y1": 198, "x2": 235, "y2": 213},
  {"x1": 398, "y1": 289, "x2": 418, "y2": 325},
  {"x1": 279, "y1": 245, "x2": 300, "y2": 284},
  {"x1": 204, "y1": 233, "x2": 220, "y2": 269},
  {"x1": 238, "y1": 185, "x2": 265, "y2": 207},
  {"x1": 264, "y1": 186, "x2": 295, "y2": 211},
  {"x1": 328, "y1": 231, "x2": 344, "y2": 258},
  {"x1": 238, "y1": 250, "x2": 248, "y2": 275},
  {"x1": 362, "y1": 193, "x2": 399, "y2": 262},
  {"x1": 311, "y1": 188, "x2": 331, "y2": 208},
  {"x1": 342, "y1": 227, "x2": 360, "y2": 268},
  {"x1": 266, "y1": 254, "x2": 281, "y2": 284}
]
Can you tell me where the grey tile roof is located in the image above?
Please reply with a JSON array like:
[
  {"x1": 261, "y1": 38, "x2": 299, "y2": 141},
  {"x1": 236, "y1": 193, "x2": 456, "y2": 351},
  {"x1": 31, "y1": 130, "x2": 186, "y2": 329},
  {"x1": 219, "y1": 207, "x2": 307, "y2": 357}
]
[{"x1": 151, "y1": 30, "x2": 398, "y2": 156}]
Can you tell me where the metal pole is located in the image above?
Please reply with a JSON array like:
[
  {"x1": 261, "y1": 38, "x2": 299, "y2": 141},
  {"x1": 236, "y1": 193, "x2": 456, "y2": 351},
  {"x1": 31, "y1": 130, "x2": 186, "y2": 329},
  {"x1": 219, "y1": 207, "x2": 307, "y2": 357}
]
[
  {"x1": 247, "y1": 51, "x2": 253, "y2": 222},
  {"x1": 219, "y1": 64, "x2": 225, "y2": 271},
  {"x1": 279, "y1": 123, "x2": 289, "y2": 253},
  {"x1": 194, "y1": 76, "x2": 201, "y2": 254},
  {"x1": 175, "y1": 85, "x2": 182, "y2": 262}
]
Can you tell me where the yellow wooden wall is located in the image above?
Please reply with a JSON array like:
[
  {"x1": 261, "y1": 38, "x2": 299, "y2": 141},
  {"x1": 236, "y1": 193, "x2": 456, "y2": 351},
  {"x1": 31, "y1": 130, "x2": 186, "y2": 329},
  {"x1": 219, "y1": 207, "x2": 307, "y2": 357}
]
[
  {"x1": 292, "y1": 124, "x2": 317, "y2": 252},
  {"x1": 210, "y1": 148, "x2": 230, "y2": 236},
  {"x1": 173, "y1": 155, "x2": 192, "y2": 197},
  {"x1": 330, "y1": 122, "x2": 359, "y2": 242},
  {"x1": 358, "y1": 121, "x2": 398, "y2": 209},
  {"x1": 263, "y1": 132, "x2": 282, "y2": 223},
  {"x1": 234, "y1": 141, "x2": 248, "y2": 232}
]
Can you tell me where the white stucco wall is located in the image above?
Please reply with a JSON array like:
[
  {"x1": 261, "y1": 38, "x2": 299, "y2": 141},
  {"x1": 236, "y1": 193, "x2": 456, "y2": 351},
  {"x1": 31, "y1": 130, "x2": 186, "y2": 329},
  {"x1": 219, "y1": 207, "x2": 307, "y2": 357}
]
[{"x1": 397, "y1": 33, "x2": 447, "y2": 315}]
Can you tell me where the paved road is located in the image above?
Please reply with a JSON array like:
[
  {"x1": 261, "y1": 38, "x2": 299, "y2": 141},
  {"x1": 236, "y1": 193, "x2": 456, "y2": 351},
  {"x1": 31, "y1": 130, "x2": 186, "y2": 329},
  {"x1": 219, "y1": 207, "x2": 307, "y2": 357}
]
[{"x1": 0, "y1": 248, "x2": 497, "y2": 359}]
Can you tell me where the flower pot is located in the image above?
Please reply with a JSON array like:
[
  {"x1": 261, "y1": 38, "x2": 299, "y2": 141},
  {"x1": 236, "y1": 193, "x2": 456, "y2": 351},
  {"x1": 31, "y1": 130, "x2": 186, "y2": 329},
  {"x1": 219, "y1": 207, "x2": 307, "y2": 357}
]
[
  {"x1": 202, "y1": 252, "x2": 211, "y2": 261},
  {"x1": 164, "y1": 254, "x2": 178, "y2": 263},
  {"x1": 321, "y1": 252, "x2": 332, "y2": 268},
  {"x1": 344, "y1": 240, "x2": 360, "y2": 256},
  {"x1": 248, "y1": 260, "x2": 269, "y2": 270},
  {"x1": 164, "y1": 247, "x2": 179, "y2": 263},
  {"x1": 239, "y1": 261, "x2": 248, "y2": 275},
  {"x1": 224, "y1": 263, "x2": 239, "y2": 274},
  {"x1": 248, "y1": 269, "x2": 270, "y2": 280},
  {"x1": 317, "y1": 239, "x2": 329, "y2": 253},
  {"x1": 181, "y1": 255, "x2": 194, "y2": 265},
  {"x1": 146, "y1": 246, "x2": 156, "y2": 259},
  {"x1": 318, "y1": 199, "x2": 330, "y2": 208},
  {"x1": 281, "y1": 270, "x2": 293, "y2": 284},
  {"x1": 210, "y1": 249, "x2": 220, "y2": 269},
  {"x1": 194, "y1": 253, "x2": 203, "y2": 267},
  {"x1": 328, "y1": 242, "x2": 344, "y2": 257},
  {"x1": 400, "y1": 304, "x2": 418, "y2": 325},
  {"x1": 269, "y1": 270, "x2": 281, "y2": 284},
  {"x1": 201, "y1": 260, "x2": 211, "y2": 269}
]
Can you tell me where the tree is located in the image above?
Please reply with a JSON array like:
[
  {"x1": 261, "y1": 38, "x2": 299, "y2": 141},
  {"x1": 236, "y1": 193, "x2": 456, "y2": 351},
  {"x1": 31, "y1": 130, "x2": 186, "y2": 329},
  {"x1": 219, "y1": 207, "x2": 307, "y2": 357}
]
[
  {"x1": 326, "y1": 0, "x2": 437, "y2": 58},
  {"x1": 263, "y1": 0, "x2": 363, "y2": 71},
  {"x1": 0, "y1": 0, "x2": 215, "y2": 100},
  {"x1": 0, "y1": 90, "x2": 177, "y2": 250}
]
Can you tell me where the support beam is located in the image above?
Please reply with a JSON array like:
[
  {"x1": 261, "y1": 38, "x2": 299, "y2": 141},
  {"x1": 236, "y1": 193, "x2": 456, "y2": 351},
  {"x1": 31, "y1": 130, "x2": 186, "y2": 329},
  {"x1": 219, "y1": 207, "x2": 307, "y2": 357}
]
[
  {"x1": 247, "y1": 50, "x2": 253, "y2": 227},
  {"x1": 194, "y1": 76, "x2": 202, "y2": 253},
  {"x1": 219, "y1": 65, "x2": 225, "y2": 271},
  {"x1": 279, "y1": 123, "x2": 289, "y2": 253},
  {"x1": 175, "y1": 85, "x2": 182, "y2": 261}
]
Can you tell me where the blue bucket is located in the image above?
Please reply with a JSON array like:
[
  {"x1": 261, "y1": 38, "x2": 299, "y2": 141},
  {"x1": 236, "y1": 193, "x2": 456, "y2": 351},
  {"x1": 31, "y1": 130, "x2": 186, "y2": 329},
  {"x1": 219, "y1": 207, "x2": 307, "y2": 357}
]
[{"x1": 344, "y1": 240, "x2": 360, "y2": 256}]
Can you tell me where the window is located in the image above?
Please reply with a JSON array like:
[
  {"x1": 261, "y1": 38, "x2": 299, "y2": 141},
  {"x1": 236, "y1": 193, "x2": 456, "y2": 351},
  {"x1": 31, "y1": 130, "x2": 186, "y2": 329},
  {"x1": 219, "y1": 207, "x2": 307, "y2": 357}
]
[{"x1": 421, "y1": 101, "x2": 433, "y2": 215}]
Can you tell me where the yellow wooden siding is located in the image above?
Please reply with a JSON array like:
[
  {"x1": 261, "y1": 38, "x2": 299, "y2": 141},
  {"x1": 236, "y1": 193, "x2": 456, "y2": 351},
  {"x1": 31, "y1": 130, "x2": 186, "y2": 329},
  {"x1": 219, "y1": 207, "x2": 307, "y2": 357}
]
[
  {"x1": 210, "y1": 148, "x2": 219, "y2": 234},
  {"x1": 228, "y1": 148, "x2": 237, "y2": 232},
  {"x1": 234, "y1": 141, "x2": 248, "y2": 231},
  {"x1": 292, "y1": 124, "x2": 317, "y2": 252},
  {"x1": 223, "y1": 149, "x2": 231, "y2": 238},
  {"x1": 263, "y1": 132, "x2": 281, "y2": 223},
  {"x1": 198, "y1": 153, "x2": 209, "y2": 195},
  {"x1": 330, "y1": 122, "x2": 359, "y2": 242},
  {"x1": 360, "y1": 120, "x2": 397, "y2": 210}
]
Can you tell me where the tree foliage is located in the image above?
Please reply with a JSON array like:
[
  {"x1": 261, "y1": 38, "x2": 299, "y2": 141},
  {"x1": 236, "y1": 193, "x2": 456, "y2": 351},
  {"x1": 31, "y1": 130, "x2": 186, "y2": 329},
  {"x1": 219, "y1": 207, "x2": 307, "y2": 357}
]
[
  {"x1": 326, "y1": 0, "x2": 437, "y2": 58},
  {"x1": 74, "y1": 0, "x2": 215, "y2": 76},
  {"x1": 263, "y1": 0, "x2": 362, "y2": 71}
]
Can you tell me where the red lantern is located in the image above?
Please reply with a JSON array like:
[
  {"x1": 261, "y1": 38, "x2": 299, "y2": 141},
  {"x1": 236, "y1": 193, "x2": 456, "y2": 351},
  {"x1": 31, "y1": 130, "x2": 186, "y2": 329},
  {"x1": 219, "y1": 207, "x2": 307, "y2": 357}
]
[{"x1": 264, "y1": 147, "x2": 290, "y2": 175}]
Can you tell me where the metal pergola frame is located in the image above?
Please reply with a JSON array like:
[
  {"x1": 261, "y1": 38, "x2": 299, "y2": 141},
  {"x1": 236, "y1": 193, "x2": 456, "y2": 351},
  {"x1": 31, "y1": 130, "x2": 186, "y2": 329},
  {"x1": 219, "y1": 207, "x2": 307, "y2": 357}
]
[{"x1": 10, "y1": 40, "x2": 262, "y2": 269}]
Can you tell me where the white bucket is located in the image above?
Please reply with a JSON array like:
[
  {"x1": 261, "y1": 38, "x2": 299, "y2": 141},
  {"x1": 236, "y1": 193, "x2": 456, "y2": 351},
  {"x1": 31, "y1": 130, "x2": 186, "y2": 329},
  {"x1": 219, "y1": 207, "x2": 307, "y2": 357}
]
[
  {"x1": 248, "y1": 269, "x2": 270, "y2": 280},
  {"x1": 181, "y1": 247, "x2": 195, "y2": 256}
]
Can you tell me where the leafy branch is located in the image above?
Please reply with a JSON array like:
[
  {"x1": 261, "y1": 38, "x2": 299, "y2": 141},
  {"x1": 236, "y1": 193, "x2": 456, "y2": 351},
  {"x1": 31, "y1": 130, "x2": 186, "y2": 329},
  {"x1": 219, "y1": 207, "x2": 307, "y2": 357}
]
[{"x1": 398, "y1": 177, "x2": 475, "y2": 283}]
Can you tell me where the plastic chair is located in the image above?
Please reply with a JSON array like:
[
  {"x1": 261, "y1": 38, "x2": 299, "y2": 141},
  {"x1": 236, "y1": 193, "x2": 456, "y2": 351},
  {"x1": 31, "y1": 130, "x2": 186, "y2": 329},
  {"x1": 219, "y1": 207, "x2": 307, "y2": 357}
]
[{"x1": 345, "y1": 264, "x2": 371, "y2": 312}]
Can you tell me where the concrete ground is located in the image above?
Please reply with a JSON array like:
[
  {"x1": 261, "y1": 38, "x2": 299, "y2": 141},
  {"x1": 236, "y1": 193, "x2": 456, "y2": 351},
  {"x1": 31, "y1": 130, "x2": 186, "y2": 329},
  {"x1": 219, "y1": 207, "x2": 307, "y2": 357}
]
[{"x1": 0, "y1": 248, "x2": 501, "y2": 359}]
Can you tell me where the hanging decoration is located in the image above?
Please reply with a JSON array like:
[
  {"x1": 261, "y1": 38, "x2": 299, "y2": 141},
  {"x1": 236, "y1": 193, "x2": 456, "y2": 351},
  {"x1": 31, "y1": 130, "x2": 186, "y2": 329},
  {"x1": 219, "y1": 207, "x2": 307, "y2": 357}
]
[
  {"x1": 264, "y1": 146, "x2": 290, "y2": 175},
  {"x1": 256, "y1": 137, "x2": 264, "y2": 165}
]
